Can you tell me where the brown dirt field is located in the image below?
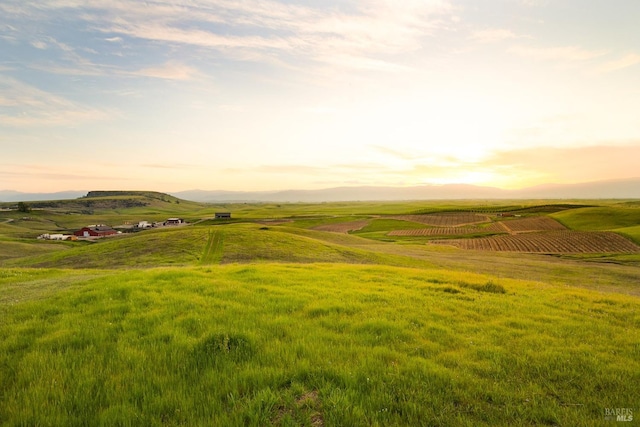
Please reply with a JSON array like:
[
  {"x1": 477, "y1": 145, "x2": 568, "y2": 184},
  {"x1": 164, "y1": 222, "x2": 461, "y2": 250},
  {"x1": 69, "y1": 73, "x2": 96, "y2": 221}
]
[
  {"x1": 311, "y1": 220, "x2": 370, "y2": 233},
  {"x1": 430, "y1": 231, "x2": 640, "y2": 253},
  {"x1": 389, "y1": 213, "x2": 490, "y2": 227},
  {"x1": 255, "y1": 220, "x2": 294, "y2": 225},
  {"x1": 389, "y1": 222, "x2": 505, "y2": 236},
  {"x1": 499, "y1": 216, "x2": 567, "y2": 234}
]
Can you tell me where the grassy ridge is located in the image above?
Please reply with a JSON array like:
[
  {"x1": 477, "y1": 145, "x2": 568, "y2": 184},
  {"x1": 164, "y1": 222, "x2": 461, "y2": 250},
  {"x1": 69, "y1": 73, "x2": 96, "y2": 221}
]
[
  {"x1": 0, "y1": 240, "x2": 67, "y2": 262},
  {"x1": 552, "y1": 206, "x2": 640, "y2": 231},
  {"x1": 3, "y1": 223, "x2": 432, "y2": 269},
  {"x1": 218, "y1": 225, "x2": 407, "y2": 266},
  {"x1": 0, "y1": 216, "x2": 66, "y2": 238},
  {"x1": 1, "y1": 265, "x2": 638, "y2": 426},
  {"x1": 617, "y1": 225, "x2": 640, "y2": 245},
  {"x1": 4, "y1": 228, "x2": 207, "y2": 269}
]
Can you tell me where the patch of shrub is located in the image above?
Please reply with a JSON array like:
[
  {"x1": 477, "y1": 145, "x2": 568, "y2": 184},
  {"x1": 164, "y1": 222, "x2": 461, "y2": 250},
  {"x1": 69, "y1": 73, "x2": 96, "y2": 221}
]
[
  {"x1": 458, "y1": 280, "x2": 507, "y2": 294},
  {"x1": 191, "y1": 333, "x2": 255, "y2": 368}
]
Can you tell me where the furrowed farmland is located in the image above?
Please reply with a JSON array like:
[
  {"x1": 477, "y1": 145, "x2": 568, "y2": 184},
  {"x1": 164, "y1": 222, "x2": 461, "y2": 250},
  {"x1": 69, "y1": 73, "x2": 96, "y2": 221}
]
[
  {"x1": 389, "y1": 222, "x2": 506, "y2": 237},
  {"x1": 389, "y1": 213, "x2": 490, "y2": 227},
  {"x1": 0, "y1": 193, "x2": 639, "y2": 426},
  {"x1": 499, "y1": 216, "x2": 568, "y2": 233},
  {"x1": 431, "y1": 231, "x2": 640, "y2": 253},
  {"x1": 311, "y1": 219, "x2": 371, "y2": 233}
]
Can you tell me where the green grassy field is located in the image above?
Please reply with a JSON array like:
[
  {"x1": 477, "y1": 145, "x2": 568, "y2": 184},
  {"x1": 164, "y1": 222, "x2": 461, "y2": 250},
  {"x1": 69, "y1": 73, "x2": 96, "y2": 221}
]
[
  {"x1": 552, "y1": 206, "x2": 640, "y2": 231},
  {"x1": 0, "y1": 195, "x2": 639, "y2": 425},
  {"x1": 1, "y1": 265, "x2": 638, "y2": 426}
]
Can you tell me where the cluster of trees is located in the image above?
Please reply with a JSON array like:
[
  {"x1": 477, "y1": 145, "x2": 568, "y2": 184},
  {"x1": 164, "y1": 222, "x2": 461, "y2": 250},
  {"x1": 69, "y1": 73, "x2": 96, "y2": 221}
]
[{"x1": 17, "y1": 202, "x2": 31, "y2": 213}]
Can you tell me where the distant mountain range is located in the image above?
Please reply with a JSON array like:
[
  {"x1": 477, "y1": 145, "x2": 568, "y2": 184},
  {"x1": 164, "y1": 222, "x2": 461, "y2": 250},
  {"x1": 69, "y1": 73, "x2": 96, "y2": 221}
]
[
  {"x1": 0, "y1": 190, "x2": 87, "y2": 203},
  {"x1": 2, "y1": 178, "x2": 639, "y2": 203},
  {"x1": 172, "y1": 177, "x2": 640, "y2": 202}
]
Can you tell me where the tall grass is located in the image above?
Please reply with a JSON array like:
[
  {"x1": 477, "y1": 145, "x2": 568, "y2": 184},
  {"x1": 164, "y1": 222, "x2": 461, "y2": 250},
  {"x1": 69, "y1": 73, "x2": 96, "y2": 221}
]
[{"x1": 1, "y1": 264, "x2": 638, "y2": 426}]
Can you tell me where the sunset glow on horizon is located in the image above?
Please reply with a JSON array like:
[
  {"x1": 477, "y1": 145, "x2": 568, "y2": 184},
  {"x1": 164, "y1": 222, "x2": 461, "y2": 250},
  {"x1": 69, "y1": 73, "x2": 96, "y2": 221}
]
[{"x1": 1, "y1": 0, "x2": 640, "y2": 193}]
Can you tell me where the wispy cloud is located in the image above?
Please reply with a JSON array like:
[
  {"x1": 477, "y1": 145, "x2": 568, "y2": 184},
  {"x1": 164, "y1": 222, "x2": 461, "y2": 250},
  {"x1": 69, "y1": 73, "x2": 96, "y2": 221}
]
[
  {"x1": 471, "y1": 29, "x2": 521, "y2": 43},
  {"x1": 142, "y1": 163, "x2": 202, "y2": 170},
  {"x1": 225, "y1": 159, "x2": 483, "y2": 187},
  {"x1": 31, "y1": 36, "x2": 75, "y2": 53},
  {"x1": 334, "y1": 162, "x2": 388, "y2": 171},
  {"x1": 0, "y1": 164, "x2": 131, "y2": 182},
  {"x1": 597, "y1": 53, "x2": 640, "y2": 74},
  {"x1": 371, "y1": 145, "x2": 419, "y2": 161},
  {"x1": 508, "y1": 45, "x2": 606, "y2": 62},
  {"x1": 30, "y1": 40, "x2": 48, "y2": 49},
  {"x1": 508, "y1": 46, "x2": 606, "y2": 61},
  {"x1": 257, "y1": 165, "x2": 327, "y2": 175},
  {"x1": 29, "y1": 59, "x2": 202, "y2": 82},
  {"x1": 301, "y1": 105, "x2": 343, "y2": 115},
  {"x1": 315, "y1": 54, "x2": 413, "y2": 73},
  {"x1": 21, "y1": 34, "x2": 106, "y2": 77},
  {"x1": 216, "y1": 104, "x2": 245, "y2": 112},
  {"x1": 131, "y1": 62, "x2": 200, "y2": 81},
  {"x1": 0, "y1": 76, "x2": 110, "y2": 126},
  {"x1": 520, "y1": 0, "x2": 548, "y2": 6},
  {"x1": 4, "y1": 0, "x2": 454, "y2": 74},
  {"x1": 482, "y1": 143, "x2": 640, "y2": 183}
]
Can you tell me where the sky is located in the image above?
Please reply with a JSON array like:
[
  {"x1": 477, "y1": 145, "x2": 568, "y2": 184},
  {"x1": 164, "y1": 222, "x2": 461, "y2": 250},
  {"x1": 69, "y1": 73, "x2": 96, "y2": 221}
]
[{"x1": 1, "y1": 0, "x2": 640, "y2": 193}]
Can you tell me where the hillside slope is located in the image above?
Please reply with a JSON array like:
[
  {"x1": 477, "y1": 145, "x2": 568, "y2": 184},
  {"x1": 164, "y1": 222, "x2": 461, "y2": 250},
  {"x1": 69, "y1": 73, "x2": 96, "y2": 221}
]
[
  {"x1": 1, "y1": 264, "x2": 638, "y2": 426},
  {"x1": 3, "y1": 224, "x2": 419, "y2": 269},
  {"x1": 1, "y1": 190, "x2": 203, "y2": 213}
]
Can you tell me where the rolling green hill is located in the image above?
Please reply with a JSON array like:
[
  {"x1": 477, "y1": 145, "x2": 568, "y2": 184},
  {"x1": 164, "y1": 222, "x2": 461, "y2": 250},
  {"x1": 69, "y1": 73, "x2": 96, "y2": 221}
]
[
  {"x1": 0, "y1": 190, "x2": 207, "y2": 218},
  {"x1": 552, "y1": 205, "x2": 640, "y2": 248},
  {"x1": 552, "y1": 206, "x2": 640, "y2": 231},
  {"x1": 4, "y1": 224, "x2": 425, "y2": 269}
]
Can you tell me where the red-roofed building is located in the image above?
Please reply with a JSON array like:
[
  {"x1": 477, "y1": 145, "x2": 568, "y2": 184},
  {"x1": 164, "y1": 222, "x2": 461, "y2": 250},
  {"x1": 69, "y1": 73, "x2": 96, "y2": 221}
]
[{"x1": 74, "y1": 225, "x2": 118, "y2": 237}]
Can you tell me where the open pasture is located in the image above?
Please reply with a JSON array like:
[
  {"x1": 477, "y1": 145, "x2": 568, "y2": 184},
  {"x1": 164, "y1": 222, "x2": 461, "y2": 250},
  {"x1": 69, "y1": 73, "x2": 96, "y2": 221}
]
[{"x1": 1, "y1": 265, "x2": 639, "y2": 426}]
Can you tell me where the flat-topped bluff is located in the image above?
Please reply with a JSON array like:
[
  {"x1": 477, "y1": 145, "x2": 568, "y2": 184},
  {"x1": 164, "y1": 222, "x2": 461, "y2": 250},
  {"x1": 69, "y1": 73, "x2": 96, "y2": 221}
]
[
  {"x1": 84, "y1": 191, "x2": 178, "y2": 201},
  {"x1": 12, "y1": 190, "x2": 193, "y2": 211}
]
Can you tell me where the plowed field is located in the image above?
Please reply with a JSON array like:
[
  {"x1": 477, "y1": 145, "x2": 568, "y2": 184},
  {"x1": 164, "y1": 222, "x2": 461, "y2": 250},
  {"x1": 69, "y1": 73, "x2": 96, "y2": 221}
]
[
  {"x1": 390, "y1": 213, "x2": 489, "y2": 227},
  {"x1": 500, "y1": 216, "x2": 567, "y2": 233},
  {"x1": 389, "y1": 222, "x2": 505, "y2": 236},
  {"x1": 430, "y1": 231, "x2": 640, "y2": 253},
  {"x1": 312, "y1": 220, "x2": 371, "y2": 233}
]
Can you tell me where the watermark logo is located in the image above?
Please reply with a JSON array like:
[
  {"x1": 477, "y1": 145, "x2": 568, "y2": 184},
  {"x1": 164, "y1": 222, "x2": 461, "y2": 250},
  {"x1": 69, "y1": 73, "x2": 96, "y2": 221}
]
[{"x1": 604, "y1": 408, "x2": 633, "y2": 422}]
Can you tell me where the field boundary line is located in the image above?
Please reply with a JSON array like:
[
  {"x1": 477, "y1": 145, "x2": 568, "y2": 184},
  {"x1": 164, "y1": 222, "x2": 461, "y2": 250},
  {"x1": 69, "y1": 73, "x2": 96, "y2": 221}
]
[{"x1": 497, "y1": 221, "x2": 513, "y2": 234}]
